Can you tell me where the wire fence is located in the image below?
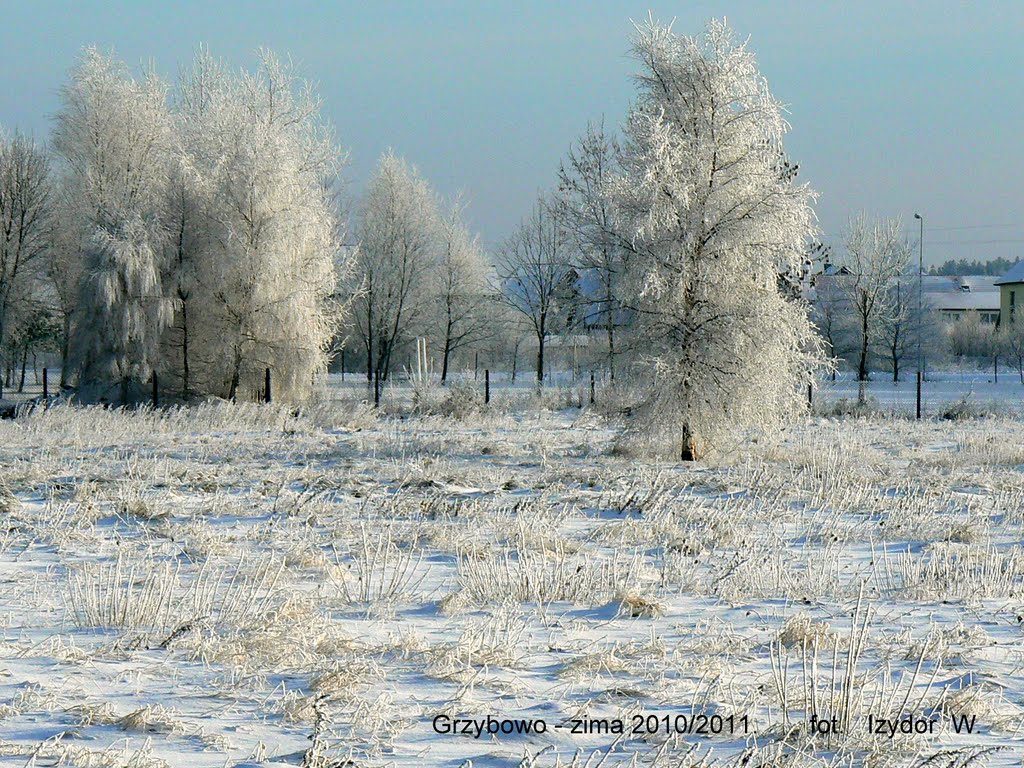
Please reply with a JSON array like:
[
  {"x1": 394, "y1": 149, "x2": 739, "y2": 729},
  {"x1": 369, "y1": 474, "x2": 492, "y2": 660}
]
[
  {"x1": 5, "y1": 366, "x2": 1023, "y2": 418},
  {"x1": 813, "y1": 370, "x2": 1024, "y2": 416}
]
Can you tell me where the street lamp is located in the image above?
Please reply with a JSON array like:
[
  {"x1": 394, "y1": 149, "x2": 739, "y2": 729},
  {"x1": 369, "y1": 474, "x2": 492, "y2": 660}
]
[{"x1": 914, "y1": 213, "x2": 924, "y2": 418}]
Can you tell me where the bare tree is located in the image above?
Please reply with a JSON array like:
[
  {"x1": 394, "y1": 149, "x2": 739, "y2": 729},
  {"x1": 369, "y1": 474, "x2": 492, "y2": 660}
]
[
  {"x1": 556, "y1": 122, "x2": 628, "y2": 380},
  {"x1": 838, "y1": 214, "x2": 910, "y2": 393},
  {"x1": 0, "y1": 131, "x2": 52, "y2": 398},
  {"x1": 496, "y1": 201, "x2": 571, "y2": 384},
  {"x1": 431, "y1": 197, "x2": 492, "y2": 384},
  {"x1": 879, "y1": 275, "x2": 918, "y2": 383},
  {"x1": 811, "y1": 273, "x2": 853, "y2": 381}
]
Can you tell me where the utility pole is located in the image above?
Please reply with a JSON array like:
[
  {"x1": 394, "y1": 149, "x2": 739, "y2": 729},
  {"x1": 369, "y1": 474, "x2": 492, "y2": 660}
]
[{"x1": 914, "y1": 213, "x2": 924, "y2": 419}]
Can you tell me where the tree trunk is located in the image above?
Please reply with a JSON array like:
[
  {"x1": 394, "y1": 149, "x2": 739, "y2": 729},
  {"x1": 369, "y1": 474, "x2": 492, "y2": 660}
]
[
  {"x1": 607, "y1": 320, "x2": 615, "y2": 382},
  {"x1": 180, "y1": 298, "x2": 191, "y2": 400},
  {"x1": 17, "y1": 346, "x2": 28, "y2": 393},
  {"x1": 679, "y1": 424, "x2": 698, "y2": 462},
  {"x1": 440, "y1": 337, "x2": 451, "y2": 385},
  {"x1": 858, "y1": 311, "x2": 869, "y2": 383},
  {"x1": 228, "y1": 347, "x2": 242, "y2": 401},
  {"x1": 605, "y1": 278, "x2": 616, "y2": 382},
  {"x1": 60, "y1": 312, "x2": 71, "y2": 388},
  {"x1": 536, "y1": 334, "x2": 545, "y2": 384},
  {"x1": 366, "y1": 297, "x2": 374, "y2": 384}
]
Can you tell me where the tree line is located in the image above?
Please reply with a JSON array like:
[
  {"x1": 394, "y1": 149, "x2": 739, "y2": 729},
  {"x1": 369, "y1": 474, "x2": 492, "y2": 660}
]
[{"x1": 1, "y1": 48, "x2": 341, "y2": 403}]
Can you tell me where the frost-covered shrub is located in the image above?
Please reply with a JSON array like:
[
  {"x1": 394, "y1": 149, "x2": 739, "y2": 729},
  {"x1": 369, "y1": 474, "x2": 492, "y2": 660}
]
[
  {"x1": 939, "y1": 395, "x2": 992, "y2": 421},
  {"x1": 411, "y1": 380, "x2": 483, "y2": 420}
]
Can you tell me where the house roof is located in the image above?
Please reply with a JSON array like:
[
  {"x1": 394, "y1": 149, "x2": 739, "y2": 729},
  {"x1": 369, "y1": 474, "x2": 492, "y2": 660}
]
[
  {"x1": 921, "y1": 275, "x2": 1000, "y2": 311},
  {"x1": 812, "y1": 274, "x2": 1000, "y2": 312},
  {"x1": 994, "y1": 260, "x2": 1024, "y2": 285}
]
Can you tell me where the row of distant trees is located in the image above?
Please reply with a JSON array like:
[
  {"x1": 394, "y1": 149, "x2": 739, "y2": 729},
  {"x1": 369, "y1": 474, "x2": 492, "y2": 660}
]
[
  {"x1": 0, "y1": 47, "x2": 627, "y2": 401},
  {"x1": 929, "y1": 257, "x2": 1016, "y2": 277}
]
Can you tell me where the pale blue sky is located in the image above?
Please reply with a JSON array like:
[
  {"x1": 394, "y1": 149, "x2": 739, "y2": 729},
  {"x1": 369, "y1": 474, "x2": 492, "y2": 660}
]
[{"x1": 1, "y1": 1, "x2": 1022, "y2": 265}]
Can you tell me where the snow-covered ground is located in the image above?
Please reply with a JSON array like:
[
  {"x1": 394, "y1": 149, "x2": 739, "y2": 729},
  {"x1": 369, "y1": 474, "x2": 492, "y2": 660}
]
[{"x1": 0, "y1": 394, "x2": 1022, "y2": 766}]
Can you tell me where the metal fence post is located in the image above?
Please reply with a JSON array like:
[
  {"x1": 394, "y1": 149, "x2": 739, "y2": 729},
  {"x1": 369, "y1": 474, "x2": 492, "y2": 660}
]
[
  {"x1": 916, "y1": 370, "x2": 922, "y2": 419},
  {"x1": 265, "y1": 368, "x2": 272, "y2": 404}
]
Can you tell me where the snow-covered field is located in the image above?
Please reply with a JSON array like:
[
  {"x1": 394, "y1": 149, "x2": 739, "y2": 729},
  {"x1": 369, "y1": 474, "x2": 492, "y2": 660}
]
[{"x1": 1, "y1": 395, "x2": 1023, "y2": 767}]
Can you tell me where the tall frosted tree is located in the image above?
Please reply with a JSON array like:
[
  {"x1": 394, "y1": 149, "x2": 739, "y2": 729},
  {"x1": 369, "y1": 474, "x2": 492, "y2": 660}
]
[
  {"x1": 174, "y1": 50, "x2": 344, "y2": 402},
  {"x1": 349, "y1": 152, "x2": 440, "y2": 384},
  {"x1": 609, "y1": 18, "x2": 824, "y2": 459},
  {"x1": 53, "y1": 49, "x2": 174, "y2": 402}
]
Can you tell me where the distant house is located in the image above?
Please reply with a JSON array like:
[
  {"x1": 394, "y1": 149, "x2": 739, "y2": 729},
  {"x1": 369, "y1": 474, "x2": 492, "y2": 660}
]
[
  {"x1": 808, "y1": 273, "x2": 1000, "y2": 324},
  {"x1": 994, "y1": 261, "x2": 1024, "y2": 327},
  {"x1": 920, "y1": 275, "x2": 1000, "y2": 324}
]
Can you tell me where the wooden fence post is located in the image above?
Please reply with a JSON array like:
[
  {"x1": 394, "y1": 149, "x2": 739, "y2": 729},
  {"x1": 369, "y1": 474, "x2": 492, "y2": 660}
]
[
  {"x1": 590, "y1": 371, "x2": 596, "y2": 405},
  {"x1": 265, "y1": 368, "x2": 272, "y2": 404},
  {"x1": 484, "y1": 369, "x2": 490, "y2": 404},
  {"x1": 43, "y1": 368, "x2": 48, "y2": 400}
]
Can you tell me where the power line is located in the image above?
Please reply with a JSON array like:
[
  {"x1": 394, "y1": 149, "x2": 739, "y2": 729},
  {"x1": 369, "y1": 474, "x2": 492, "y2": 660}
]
[
  {"x1": 925, "y1": 238, "x2": 1024, "y2": 245},
  {"x1": 927, "y1": 223, "x2": 1023, "y2": 232}
]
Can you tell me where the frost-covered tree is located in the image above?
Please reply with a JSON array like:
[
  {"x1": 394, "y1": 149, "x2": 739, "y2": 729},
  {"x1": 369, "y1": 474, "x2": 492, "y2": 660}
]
[
  {"x1": 608, "y1": 18, "x2": 823, "y2": 459},
  {"x1": 349, "y1": 152, "x2": 440, "y2": 384},
  {"x1": 53, "y1": 49, "x2": 174, "y2": 403},
  {"x1": 556, "y1": 122, "x2": 628, "y2": 380},
  {"x1": 947, "y1": 311, "x2": 995, "y2": 371},
  {"x1": 174, "y1": 50, "x2": 344, "y2": 402},
  {"x1": 496, "y1": 200, "x2": 572, "y2": 384},
  {"x1": 430, "y1": 196, "x2": 492, "y2": 384},
  {"x1": 0, "y1": 131, "x2": 52, "y2": 397},
  {"x1": 878, "y1": 274, "x2": 919, "y2": 383},
  {"x1": 838, "y1": 214, "x2": 911, "y2": 389}
]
